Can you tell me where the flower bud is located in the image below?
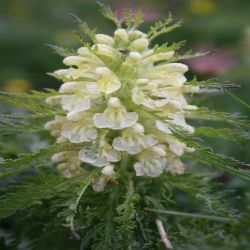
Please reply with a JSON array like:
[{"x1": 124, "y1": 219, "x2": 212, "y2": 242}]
[
  {"x1": 95, "y1": 34, "x2": 114, "y2": 45},
  {"x1": 114, "y1": 28, "x2": 129, "y2": 45},
  {"x1": 129, "y1": 30, "x2": 147, "y2": 41},
  {"x1": 101, "y1": 165, "x2": 115, "y2": 176},
  {"x1": 130, "y1": 38, "x2": 149, "y2": 52},
  {"x1": 63, "y1": 56, "x2": 84, "y2": 66}
]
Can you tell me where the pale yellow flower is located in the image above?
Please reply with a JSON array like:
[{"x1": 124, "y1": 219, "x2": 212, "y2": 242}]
[
  {"x1": 46, "y1": 22, "x2": 199, "y2": 180},
  {"x1": 93, "y1": 97, "x2": 138, "y2": 130}
]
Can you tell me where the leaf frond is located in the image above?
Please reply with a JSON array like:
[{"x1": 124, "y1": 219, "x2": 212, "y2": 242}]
[
  {"x1": 195, "y1": 127, "x2": 249, "y2": 143},
  {"x1": 0, "y1": 173, "x2": 84, "y2": 219},
  {"x1": 147, "y1": 13, "x2": 182, "y2": 41},
  {"x1": 186, "y1": 108, "x2": 249, "y2": 129},
  {"x1": 97, "y1": 2, "x2": 122, "y2": 28},
  {"x1": 0, "y1": 144, "x2": 66, "y2": 178},
  {"x1": 70, "y1": 14, "x2": 97, "y2": 43},
  {"x1": 46, "y1": 44, "x2": 77, "y2": 57}
]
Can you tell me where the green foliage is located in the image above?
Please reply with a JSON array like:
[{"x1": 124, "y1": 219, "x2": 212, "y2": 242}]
[
  {"x1": 148, "y1": 14, "x2": 183, "y2": 41},
  {"x1": 0, "y1": 173, "x2": 82, "y2": 219},
  {"x1": 0, "y1": 143, "x2": 64, "y2": 178},
  {"x1": 187, "y1": 77, "x2": 241, "y2": 90},
  {"x1": 123, "y1": 5, "x2": 144, "y2": 30},
  {"x1": 46, "y1": 44, "x2": 77, "y2": 57},
  {"x1": 70, "y1": 14, "x2": 97, "y2": 43},
  {"x1": 0, "y1": 121, "x2": 45, "y2": 135},
  {"x1": 0, "y1": 90, "x2": 62, "y2": 115},
  {"x1": 187, "y1": 107, "x2": 249, "y2": 129},
  {"x1": 97, "y1": 2, "x2": 122, "y2": 28},
  {"x1": 169, "y1": 50, "x2": 211, "y2": 62},
  {"x1": 195, "y1": 127, "x2": 248, "y2": 143},
  {"x1": 146, "y1": 41, "x2": 186, "y2": 58}
]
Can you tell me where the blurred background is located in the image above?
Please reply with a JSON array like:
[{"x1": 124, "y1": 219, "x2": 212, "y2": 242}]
[{"x1": 0, "y1": 0, "x2": 249, "y2": 248}]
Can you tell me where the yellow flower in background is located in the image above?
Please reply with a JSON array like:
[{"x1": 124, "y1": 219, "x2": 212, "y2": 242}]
[
  {"x1": 4, "y1": 79, "x2": 33, "y2": 93},
  {"x1": 189, "y1": 0, "x2": 216, "y2": 15}
]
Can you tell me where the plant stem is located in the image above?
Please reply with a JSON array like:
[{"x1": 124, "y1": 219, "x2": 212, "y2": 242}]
[
  {"x1": 155, "y1": 219, "x2": 173, "y2": 249},
  {"x1": 145, "y1": 208, "x2": 231, "y2": 223}
]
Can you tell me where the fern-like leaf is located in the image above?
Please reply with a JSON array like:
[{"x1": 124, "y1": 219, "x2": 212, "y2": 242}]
[
  {"x1": 187, "y1": 77, "x2": 241, "y2": 90},
  {"x1": 46, "y1": 44, "x2": 77, "y2": 57},
  {"x1": 70, "y1": 14, "x2": 97, "y2": 43},
  {"x1": 0, "y1": 173, "x2": 82, "y2": 219},
  {"x1": 0, "y1": 144, "x2": 66, "y2": 178},
  {"x1": 115, "y1": 176, "x2": 136, "y2": 246},
  {"x1": 147, "y1": 13, "x2": 182, "y2": 41},
  {"x1": 195, "y1": 127, "x2": 248, "y2": 143},
  {"x1": 97, "y1": 2, "x2": 122, "y2": 28},
  {"x1": 186, "y1": 108, "x2": 249, "y2": 129},
  {"x1": 169, "y1": 50, "x2": 210, "y2": 62}
]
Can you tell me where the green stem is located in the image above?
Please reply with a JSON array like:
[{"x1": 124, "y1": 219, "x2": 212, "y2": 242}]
[
  {"x1": 145, "y1": 208, "x2": 232, "y2": 223},
  {"x1": 69, "y1": 171, "x2": 96, "y2": 239}
]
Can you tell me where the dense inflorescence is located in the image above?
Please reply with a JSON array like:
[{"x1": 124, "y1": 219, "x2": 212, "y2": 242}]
[{"x1": 44, "y1": 25, "x2": 200, "y2": 185}]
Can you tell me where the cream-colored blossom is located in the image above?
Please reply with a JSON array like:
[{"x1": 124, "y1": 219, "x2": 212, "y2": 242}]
[
  {"x1": 101, "y1": 165, "x2": 115, "y2": 176},
  {"x1": 45, "y1": 21, "x2": 199, "y2": 182},
  {"x1": 61, "y1": 112, "x2": 97, "y2": 143},
  {"x1": 57, "y1": 162, "x2": 82, "y2": 178},
  {"x1": 93, "y1": 97, "x2": 138, "y2": 130},
  {"x1": 92, "y1": 177, "x2": 106, "y2": 192},
  {"x1": 113, "y1": 123, "x2": 158, "y2": 154},
  {"x1": 44, "y1": 115, "x2": 67, "y2": 143},
  {"x1": 95, "y1": 34, "x2": 114, "y2": 45},
  {"x1": 61, "y1": 94, "x2": 91, "y2": 114},
  {"x1": 79, "y1": 140, "x2": 121, "y2": 167},
  {"x1": 132, "y1": 79, "x2": 170, "y2": 109},
  {"x1": 114, "y1": 28, "x2": 129, "y2": 46},
  {"x1": 170, "y1": 112, "x2": 195, "y2": 133},
  {"x1": 133, "y1": 144, "x2": 168, "y2": 177},
  {"x1": 93, "y1": 44, "x2": 121, "y2": 65},
  {"x1": 51, "y1": 151, "x2": 82, "y2": 178},
  {"x1": 134, "y1": 144, "x2": 185, "y2": 177},
  {"x1": 130, "y1": 38, "x2": 149, "y2": 52},
  {"x1": 94, "y1": 67, "x2": 121, "y2": 94}
]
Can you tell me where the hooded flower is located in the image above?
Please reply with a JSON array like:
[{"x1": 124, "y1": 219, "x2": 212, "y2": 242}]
[
  {"x1": 113, "y1": 123, "x2": 158, "y2": 154},
  {"x1": 133, "y1": 144, "x2": 185, "y2": 177},
  {"x1": 61, "y1": 112, "x2": 97, "y2": 143},
  {"x1": 93, "y1": 97, "x2": 138, "y2": 130},
  {"x1": 79, "y1": 140, "x2": 121, "y2": 167}
]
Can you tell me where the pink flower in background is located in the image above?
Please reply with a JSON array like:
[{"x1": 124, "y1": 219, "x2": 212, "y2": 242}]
[
  {"x1": 188, "y1": 44, "x2": 236, "y2": 76},
  {"x1": 112, "y1": 2, "x2": 163, "y2": 22}
]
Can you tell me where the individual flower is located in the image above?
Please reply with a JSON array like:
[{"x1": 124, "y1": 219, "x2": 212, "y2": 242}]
[
  {"x1": 93, "y1": 97, "x2": 138, "y2": 130},
  {"x1": 79, "y1": 140, "x2": 121, "y2": 167},
  {"x1": 61, "y1": 112, "x2": 97, "y2": 143},
  {"x1": 51, "y1": 151, "x2": 82, "y2": 178},
  {"x1": 113, "y1": 123, "x2": 158, "y2": 154},
  {"x1": 134, "y1": 144, "x2": 185, "y2": 177}
]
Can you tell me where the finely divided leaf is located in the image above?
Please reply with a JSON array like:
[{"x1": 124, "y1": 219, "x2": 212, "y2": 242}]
[
  {"x1": 46, "y1": 44, "x2": 77, "y2": 57},
  {"x1": 97, "y1": 2, "x2": 122, "y2": 28},
  {"x1": 0, "y1": 174, "x2": 81, "y2": 219},
  {"x1": 0, "y1": 144, "x2": 65, "y2": 178},
  {"x1": 147, "y1": 14, "x2": 182, "y2": 41}
]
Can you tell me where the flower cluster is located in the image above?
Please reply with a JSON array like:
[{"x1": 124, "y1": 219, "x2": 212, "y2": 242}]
[{"x1": 45, "y1": 25, "x2": 199, "y2": 183}]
